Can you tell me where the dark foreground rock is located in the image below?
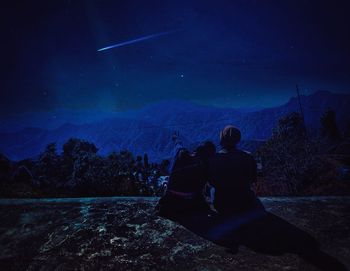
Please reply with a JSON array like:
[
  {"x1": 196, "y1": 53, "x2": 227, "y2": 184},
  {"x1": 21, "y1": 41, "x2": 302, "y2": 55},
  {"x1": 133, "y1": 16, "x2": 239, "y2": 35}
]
[{"x1": 0, "y1": 197, "x2": 349, "y2": 271}]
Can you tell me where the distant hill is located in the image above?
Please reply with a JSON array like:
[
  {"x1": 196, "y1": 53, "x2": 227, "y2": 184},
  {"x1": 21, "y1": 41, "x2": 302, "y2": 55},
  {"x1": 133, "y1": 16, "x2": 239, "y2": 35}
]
[{"x1": 0, "y1": 91, "x2": 349, "y2": 162}]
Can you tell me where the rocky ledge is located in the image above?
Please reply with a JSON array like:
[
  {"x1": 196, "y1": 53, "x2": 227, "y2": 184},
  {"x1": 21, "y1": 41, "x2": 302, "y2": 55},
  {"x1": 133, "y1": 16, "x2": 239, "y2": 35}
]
[{"x1": 0, "y1": 197, "x2": 349, "y2": 271}]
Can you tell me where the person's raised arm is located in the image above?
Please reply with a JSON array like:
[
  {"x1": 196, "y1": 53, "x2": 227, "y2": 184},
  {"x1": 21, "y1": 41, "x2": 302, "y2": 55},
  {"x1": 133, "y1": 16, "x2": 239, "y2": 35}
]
[
  {"x1": 169, "y1": 131, "x2": 186, "y2": 172},
  {"x1": 171, "y1": 130, "x2": 185, "y2": 158}
]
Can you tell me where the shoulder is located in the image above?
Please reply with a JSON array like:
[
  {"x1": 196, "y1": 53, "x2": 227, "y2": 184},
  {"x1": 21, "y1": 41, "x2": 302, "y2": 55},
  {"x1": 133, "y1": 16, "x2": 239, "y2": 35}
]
[
  {"x1": 176, "y1": 148, "x2": 190, "y2": 159},
  {"x1": 240, "y1": 149, "x2": 253, "y2": 157},
  {"x1": 210, "y1": 152, "x2": 226, "y2": 162},
  {"x1": 236, "y1": 149, "x2": 256, "y2": 162}
]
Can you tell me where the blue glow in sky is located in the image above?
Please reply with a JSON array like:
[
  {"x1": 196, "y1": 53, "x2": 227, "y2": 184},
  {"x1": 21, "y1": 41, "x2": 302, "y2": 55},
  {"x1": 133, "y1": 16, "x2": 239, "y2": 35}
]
[{"x1": 1, "y1": 0, "x2": 349, "y2": 116}]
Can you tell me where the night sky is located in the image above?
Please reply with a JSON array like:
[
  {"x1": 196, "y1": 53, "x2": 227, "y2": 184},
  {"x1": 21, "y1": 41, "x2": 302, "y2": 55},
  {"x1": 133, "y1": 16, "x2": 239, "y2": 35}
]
[{"x1": 1, "y1": 0, "x2": 349, "y2": 117}]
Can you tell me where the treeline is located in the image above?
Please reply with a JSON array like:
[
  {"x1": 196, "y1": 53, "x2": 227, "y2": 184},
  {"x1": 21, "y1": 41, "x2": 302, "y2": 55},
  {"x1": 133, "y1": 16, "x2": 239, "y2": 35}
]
[
  {"x1": 256, "y1": 109, "x2": 350, "y2": 196},
  {"x1": 0, "y1": 108, "x2": 349, "y2": 198},
  {"x1": 0, "y1": 138, "x2": 170, "y2": 198}
]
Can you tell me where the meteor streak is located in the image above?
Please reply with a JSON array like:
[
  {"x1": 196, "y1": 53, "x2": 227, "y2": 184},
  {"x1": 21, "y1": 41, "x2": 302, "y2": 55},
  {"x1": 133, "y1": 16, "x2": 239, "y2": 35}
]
[{"x1": 97, "y1": 29, "x2": 180, "y2": 52}]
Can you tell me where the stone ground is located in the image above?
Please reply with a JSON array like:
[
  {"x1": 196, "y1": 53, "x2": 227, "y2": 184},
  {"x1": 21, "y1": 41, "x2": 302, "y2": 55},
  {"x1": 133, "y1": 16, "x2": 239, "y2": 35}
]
[{"x1": 0, "y1": 197, "x2": 349, "y2": 271}]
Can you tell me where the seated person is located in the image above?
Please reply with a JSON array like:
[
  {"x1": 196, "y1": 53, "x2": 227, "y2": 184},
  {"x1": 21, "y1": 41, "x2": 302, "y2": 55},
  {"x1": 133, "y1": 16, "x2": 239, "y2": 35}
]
[
  {"x1": 209, "y1": 125, "x2": 264, "y2": 216},
  {"x1": 156, "y1": 132, "x2": 216, "y2": 221}
]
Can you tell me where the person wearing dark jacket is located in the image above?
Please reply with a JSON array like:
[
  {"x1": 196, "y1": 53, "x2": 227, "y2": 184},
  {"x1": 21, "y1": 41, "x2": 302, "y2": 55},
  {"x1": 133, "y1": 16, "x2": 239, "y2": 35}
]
[
  {"x1": 209, "y1": 125, "x2": 264, "y2": 215},
  {"x1": 205, "y1": 126, "x2": 348, "y2": 271},
  {"x1": 156, "y1": 132, "x2": 216, "y2": 222}
]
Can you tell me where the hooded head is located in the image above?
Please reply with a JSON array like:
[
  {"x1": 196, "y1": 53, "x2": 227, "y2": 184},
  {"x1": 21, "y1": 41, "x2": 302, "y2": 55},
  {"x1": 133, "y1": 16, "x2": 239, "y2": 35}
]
[
  {"x1": 195, "y1": 141, "x2": 216, "y2": 161},
  {"x1": 220, "y1": 125, "x2": 241, "y2": 150}
]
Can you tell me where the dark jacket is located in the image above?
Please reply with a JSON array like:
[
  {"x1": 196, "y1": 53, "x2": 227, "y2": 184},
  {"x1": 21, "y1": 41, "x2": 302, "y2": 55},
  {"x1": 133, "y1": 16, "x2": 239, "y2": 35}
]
[
  {"x1": 209, "y1": 148, "x2": 263, "y2": 215},
  {"x1": 167, "y1": 149, "x2": 208, "y2": 193},
  {"x1": 157, "y1": 144, "x2": 210, "y2": 219}
]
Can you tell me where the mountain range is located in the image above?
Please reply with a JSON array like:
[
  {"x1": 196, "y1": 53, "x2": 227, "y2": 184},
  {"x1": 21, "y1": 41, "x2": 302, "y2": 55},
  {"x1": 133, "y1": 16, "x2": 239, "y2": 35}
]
[{"x1": 0, "y1": 91, "x2": 349, "y2": 162}]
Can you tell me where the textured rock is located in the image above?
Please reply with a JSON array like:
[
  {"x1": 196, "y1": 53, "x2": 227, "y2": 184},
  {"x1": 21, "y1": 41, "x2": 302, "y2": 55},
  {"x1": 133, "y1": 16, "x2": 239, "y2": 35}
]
[{"x1": 0, "y1": 197, "x2": 349, "y2": 270}]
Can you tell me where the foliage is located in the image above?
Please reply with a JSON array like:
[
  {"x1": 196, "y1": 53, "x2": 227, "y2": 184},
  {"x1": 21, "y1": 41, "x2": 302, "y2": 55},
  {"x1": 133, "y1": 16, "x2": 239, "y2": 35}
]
[
  {"x1": 144, "y1": 153, "x2": 149, "y2": 168},
  {"x1": 63, "y1": 138, "x2": 98, "y2": 157},
  {"x1": 2, "y1": 111, "x2": 349, "y2": 198},
  {"x1": 256, "y1": 112, "x2": 343, "y2": 195},
  {"x1": 0, "y1": 138, "x2": 168, "y2": 198},
  {"x1": 344, "y1": 120, "x2": 350, "y2": 139},
  {"x1": 0, "y1": 153, "x2": 12, "y2": 183},
  {"x1": 320, "y1": 108, "x2": 341, "y2": 142},
  {"x1": 35, "y1": 143, "x2": 61, "y2": 186}
]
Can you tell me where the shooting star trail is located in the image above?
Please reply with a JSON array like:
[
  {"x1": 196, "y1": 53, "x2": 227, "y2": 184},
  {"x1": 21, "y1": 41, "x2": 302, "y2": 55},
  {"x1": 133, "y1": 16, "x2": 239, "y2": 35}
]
[{"x1": 97, "y1": 29, "x2": 180, "y2": 52}]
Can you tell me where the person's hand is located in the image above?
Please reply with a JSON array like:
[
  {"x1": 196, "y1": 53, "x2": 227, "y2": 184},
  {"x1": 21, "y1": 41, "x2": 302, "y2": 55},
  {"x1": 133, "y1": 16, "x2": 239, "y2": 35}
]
[{"x1": 172, "y1": 131, "x2": 180, "y2": 141}]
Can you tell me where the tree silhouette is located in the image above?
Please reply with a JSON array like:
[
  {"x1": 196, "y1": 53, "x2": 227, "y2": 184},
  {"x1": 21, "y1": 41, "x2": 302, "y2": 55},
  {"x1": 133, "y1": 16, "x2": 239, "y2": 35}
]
[
  {"x1": 257, "y1": 112, "x2": 338, "y2": 195},
  {"x1": 144, "y1": 153, "x2": 149, "y2": 168},
  {"x1": 320, "y1": 108, "x2": 341, "y2": 142},
  {"x1": 36, "y1": 143, "x2": 60, "y2": 186}
]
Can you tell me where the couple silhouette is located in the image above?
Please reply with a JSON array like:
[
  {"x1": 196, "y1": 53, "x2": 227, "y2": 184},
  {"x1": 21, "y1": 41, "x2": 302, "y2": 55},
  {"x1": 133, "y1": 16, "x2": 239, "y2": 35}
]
[{"x1": 156, "y1": 125, "x2": 346, "y2": 271}]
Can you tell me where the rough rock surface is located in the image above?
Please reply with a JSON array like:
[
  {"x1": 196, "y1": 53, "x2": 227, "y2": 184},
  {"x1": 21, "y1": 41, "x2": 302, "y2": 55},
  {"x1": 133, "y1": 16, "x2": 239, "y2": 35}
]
[{"x1": 0, "y1": 197, "x2": 349, "y2": 270}]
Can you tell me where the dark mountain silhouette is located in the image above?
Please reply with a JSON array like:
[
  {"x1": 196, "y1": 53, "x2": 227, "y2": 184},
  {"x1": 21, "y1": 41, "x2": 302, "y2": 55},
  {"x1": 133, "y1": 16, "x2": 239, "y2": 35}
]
[{"x1": 0, "y1": 91, "x2": 349, "y2": 161}]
